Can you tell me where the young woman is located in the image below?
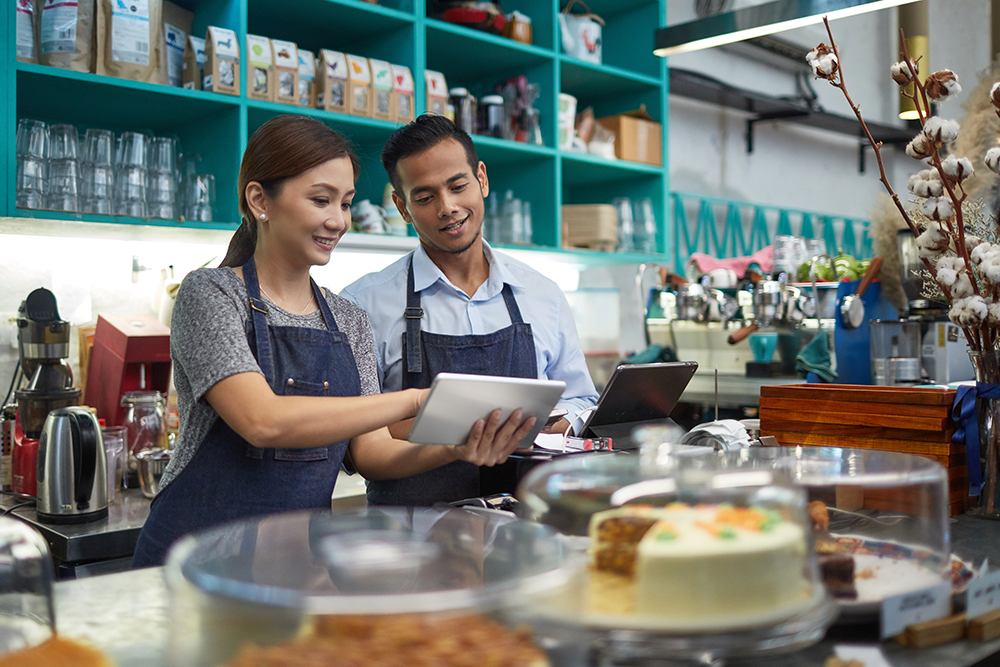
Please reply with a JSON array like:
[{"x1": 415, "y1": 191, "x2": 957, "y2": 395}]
[{"x1": 131, "y1": 115, "x2": 534, "y2": 567}]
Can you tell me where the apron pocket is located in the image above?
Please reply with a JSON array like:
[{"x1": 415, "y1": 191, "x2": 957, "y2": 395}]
[
  {"x1": 275, "y1": 447, "x2": 330, "y2": 462},
  {"x1": 281, "y1": 377, "x2": 332, "y2": 396}
]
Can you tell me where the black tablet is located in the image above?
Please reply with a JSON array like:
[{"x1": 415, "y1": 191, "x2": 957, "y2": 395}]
[{"x1": 580, "y1": 361, "x2": 699, "y2": 447}]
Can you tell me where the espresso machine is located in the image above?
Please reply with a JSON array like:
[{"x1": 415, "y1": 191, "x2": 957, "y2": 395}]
[
  {"x1": 12, "y1": 288, "x2": 82, "y2": 497},
  {"x1": 892, "y1": 229, "x2": 975, "y2": 385}
]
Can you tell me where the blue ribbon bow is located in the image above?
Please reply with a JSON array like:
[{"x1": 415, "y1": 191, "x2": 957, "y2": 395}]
[{"x1": 952, "y1": 382, "x2": 1000, "y2": 496}]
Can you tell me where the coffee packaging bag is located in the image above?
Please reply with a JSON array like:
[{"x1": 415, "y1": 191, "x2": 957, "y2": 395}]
[
  {"x1": 204, "y1": 26, "x2": 240, "y2": 96},
  {"x1": 391, "y1": 64, "x2": 415, "y2": 124},
  {"x1": 271, "y1": 39, "x2": 299, "y2": 106},
  {"x1": 245, "y1": 34, "x2": 273, "y2": 101},
  {"x1": 182, "y1": 34, "x2": 205, "y2": 89},
  {"x1": 317, "y1": 49, "x2": 348, "y2": 114},
  {"x1": 158, "y1": 0, "x2": 192, "y2": 86},
  {"x1": 425, "y1": 70, "x2": 449, "y2": 116},
  {"x1": 40, "y1": 0, "x2": 94, "y2": 72},
  {"x1": 96, "y1": 0, "x2": 163, "y2": 83},
  {"x1": 298, "y1": 49, "x2": 317, "y2": 108},
  {"x1": 368, "y1": 58, "x2": 393, "y2": 121},
  {"x1": 346, "y1": 54, "x2": 373, "y2": 117},
  {"x1": 16, "y1": 0, "x2": 38, "y2": 64}
]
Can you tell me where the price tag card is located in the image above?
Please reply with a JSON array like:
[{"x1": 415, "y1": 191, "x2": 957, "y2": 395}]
[
  {"x1": 967, "y1": 568, "x2": 1000, "y2": 620},
  {"x1": 880, "y1": 582, "x2": 952, "y2": 639},
  {"x1": 834, "y1": 644, "x2": 892, "y2": 667}
]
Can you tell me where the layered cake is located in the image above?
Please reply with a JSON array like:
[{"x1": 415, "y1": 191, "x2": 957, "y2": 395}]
[{"x1": 587, "y1": 503, "x2": 812, "y2": 623}]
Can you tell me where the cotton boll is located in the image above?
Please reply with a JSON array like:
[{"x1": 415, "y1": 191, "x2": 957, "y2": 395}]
[
  {"x1": 992, "y1": 82, "x2": 1000, "y2": 109},
  {"x1": 951, "y1": 273, "x2": 975, "y2": 298},
  {"x1": 920, "y1": 197, "x2": 955, "y2": 221},
  {"x1": 971, "y1": 242, "x2": 992, "y2": 265},
  {"x1": 891, "y1": 61, "x2": 915, "y2": 85},
  {"x1": 985, "y1": 261, "x2": 1000, "y2": 283},
  {"x1": 942, "y1": 154, "x2": 974, "y2": 181},
  {"x1": 949, "y1": 297, "x2": 970, "y2": 325},
  {"x1": 925, "y1": 70, "x2": 961, "y2": 101},
  {"x1": 907, "y1": 133, "x2": 936, "y2": 160},
  {"x1": 965, "y1": 296, "x2": 989, "y2": 326},
  {"x1": 937, "y1": 267, "x2": 958, "y2": 286},
  {"x1": 986, "y1": 147, "x2": 1000, "y2": 174},
  {"x1": 924, "y1": 117, "x2": 960, "y2": 144},
  {"x1": 988, "y1": 302, "x2": 1000, "y2": 325}
]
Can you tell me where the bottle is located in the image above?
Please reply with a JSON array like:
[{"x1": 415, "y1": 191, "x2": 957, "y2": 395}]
[
  {"x1": 484, "y1": 194, "x2": 499, "y2": 243},
  {"x1": 521, "y1": 201, "x2": 532, "y2": 245},
  {"x1": 502, "y1": 190, "x2": 523, "y2": 245}
]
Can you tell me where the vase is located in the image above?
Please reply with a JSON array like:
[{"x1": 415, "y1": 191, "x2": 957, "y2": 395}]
[{"x1": 967, "y1": 350, "x2": 1000, "y2": 520}]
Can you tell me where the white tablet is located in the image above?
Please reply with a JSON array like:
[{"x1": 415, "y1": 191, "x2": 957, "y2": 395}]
[{"x1": 407, "y1": 373, "x2": 566, "y2": 448}]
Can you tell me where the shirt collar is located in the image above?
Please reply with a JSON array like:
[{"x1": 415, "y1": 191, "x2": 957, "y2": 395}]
[{"x1": 411, "y1": 241, "x2": 524, "y2": 296}]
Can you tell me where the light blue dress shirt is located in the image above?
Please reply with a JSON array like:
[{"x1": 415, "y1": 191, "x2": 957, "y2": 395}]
[{"x1": 341, "y1": 242, "x2": 599, "y2": 428}]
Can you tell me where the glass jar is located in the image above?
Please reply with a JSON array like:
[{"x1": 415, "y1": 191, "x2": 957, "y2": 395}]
[{"x1": 120, "y1": 390, "x2": 167, "y2": 473}]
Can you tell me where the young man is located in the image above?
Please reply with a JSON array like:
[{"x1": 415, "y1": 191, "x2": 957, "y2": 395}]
[{"x1": 341, "y1": 115, "x2": 599, "y2": 506}]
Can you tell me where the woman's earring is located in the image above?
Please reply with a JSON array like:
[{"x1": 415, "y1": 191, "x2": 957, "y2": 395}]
[{"x1": 260, "y1": 213, "x2": 266, "y2": 220}]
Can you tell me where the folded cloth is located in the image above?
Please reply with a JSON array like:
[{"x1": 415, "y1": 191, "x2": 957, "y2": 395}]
[
  {"x1": 679, "y1": 420, "x2": 752, "y2": 451},
  {"x1": 621, "y1": 344, "x2": 678, "y2": 365},
  {"x1": 688, "y1": 246, "x2": 774, "y2": 279},
  {"x1": 796, "y1": 330, "x2": 837, "y2": 383}
]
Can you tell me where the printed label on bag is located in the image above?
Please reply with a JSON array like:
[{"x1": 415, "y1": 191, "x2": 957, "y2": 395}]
[
  {"x1": 41, "y1": 0, "x2": 79, "y2": 55},
  {"x1": 111, "y1": 0, "x2": 151, "y2": 66},
  {"x1": 165, "y1": 23, "x2": 186, "y2": 86},
  {"x1": 16, "y1": 4, "x2": 34, "y2": 59}
]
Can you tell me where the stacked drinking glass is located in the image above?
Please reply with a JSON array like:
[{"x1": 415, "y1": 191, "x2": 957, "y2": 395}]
[
  {"x1": 114, "y1": 131, "x2": 149, "y2": 217},
  {"x1": 81, "y1": 129, "x2": 115, "y2": 214},
  {"x1": 15, "y1": 119, "x2": 49, "y2": 210},
  {"x1": 148, "y1": 137, "x2": 179, "y2": 219},
  {"x1": 47, "y1": 124, "x2": 82, "y2": 212}
]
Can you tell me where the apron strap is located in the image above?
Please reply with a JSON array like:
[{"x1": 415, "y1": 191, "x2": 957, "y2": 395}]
[
  {"x1": 242, "y1": 256, "x2": 275, "y2": 385},
  {"x1": 500, "y1": 283, "x2": 525, "y2": 324},
  {"x1": 405, "y1": 258, "x2": 424, "y2": 375}
]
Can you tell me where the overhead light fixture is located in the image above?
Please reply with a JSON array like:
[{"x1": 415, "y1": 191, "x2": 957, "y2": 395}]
[
  {"x1": 897, "y1": 1, "x2": 927, "y2": 120},
  {"x1": 655, "y1": 0, "x2": 921, "y2": 57}
]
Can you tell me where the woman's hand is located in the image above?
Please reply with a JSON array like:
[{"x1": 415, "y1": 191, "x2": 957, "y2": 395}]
[{"x1": 452, "y1": 409, "x2": 537, "y2": 467}]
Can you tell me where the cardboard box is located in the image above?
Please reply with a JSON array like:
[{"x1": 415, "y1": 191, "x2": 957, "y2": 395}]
[
  {"x1": 346, "y1": 54, "x2": 372, "y2": 117},
  {"x1": 183, "y1": 34, "x2": 205, "y2": 90},
  {"x1": 204, "y1": 26, "x2": 239, "y2": 96},
  {"x1": 272, "y1": 39, "x2": 299, "y2": 105},
  {"x1": 297, "y1": 48, "x2": 316, "y2": 108},
  {"x1": 425, "y1": 70, "x2": 448, "y2": 116},
  {"x1": 245, "y1": 34, "x2": 274, "y2": 101},
  {"x1": 369, "y1": 58, "x2": 393, "y2": 121},
  {"x1": 391, "y1": 64, "x2": 415, "y2": 123},
  {"x1": 317, "y1": 49, "x2": 348, "y2": 113},
  {"x1": 596, "y1": 105, "x2": 662, "y2": 166},
  {"x1": 159, "y1": 0, "x2": 192, "y2": 86}
]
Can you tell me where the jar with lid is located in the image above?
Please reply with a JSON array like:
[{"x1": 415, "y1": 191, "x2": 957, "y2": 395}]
[
  {"x1": 448, "y1": 87, "x2": 477, "y2": 135},
  {"x1": 120, "y1": 390, "x2": 167, "y2": 474},
  {"x1": 479, "y1": 94, "x2": 505, "y2": 138}
]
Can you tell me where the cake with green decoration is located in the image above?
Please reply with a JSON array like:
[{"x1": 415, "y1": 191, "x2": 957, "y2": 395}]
[{"x1": 587, "y1": 503, "x2": 812, "y2": 622}]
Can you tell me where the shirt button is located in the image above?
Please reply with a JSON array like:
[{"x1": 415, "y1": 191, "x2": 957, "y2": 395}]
[{"x1": 286, "y1": 378, "x2": 295, "y2": 386}]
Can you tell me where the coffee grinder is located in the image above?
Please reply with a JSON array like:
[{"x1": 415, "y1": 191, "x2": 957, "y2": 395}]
[
  {"x1": 12, "y1": 288, "x2": 82, "y2": 496},
  {"x1": 895, "y1": 229, "x2": 975, "y2": 384}
]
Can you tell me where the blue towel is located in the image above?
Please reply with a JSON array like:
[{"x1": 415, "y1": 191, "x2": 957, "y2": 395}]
[{"x1": 796, "y1": 330, "x2": 837, "y2": 383}]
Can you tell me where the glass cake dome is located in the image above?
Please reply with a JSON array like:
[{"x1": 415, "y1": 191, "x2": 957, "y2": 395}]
[
  {"x1": 164, "y1": 507, "x2": 582, "y2": 667},
  {"x1": 515, "y1": 450, "x2": 838, "y2": 664}
]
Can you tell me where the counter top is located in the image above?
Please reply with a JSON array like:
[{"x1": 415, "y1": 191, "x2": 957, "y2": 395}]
[{"x1": 49, "y1": 513, "x2": 1000, "y2": 667}]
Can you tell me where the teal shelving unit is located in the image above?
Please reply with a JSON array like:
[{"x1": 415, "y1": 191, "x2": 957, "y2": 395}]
[{"x1": 3, "y1": 0, "x2": 670, "y2": 264}]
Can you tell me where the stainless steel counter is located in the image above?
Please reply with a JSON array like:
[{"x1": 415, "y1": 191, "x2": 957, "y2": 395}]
[
  {"x1": 682, "y1": 372, "x2": 801, "y2": 408},
  {"x1": 49, "y1": 514, "x2": 1000, "y2": 667}
]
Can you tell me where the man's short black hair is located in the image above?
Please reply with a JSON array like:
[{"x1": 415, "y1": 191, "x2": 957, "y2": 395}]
[{"x1": 381, "y1": 114, "x2": 480, "y2": 200}]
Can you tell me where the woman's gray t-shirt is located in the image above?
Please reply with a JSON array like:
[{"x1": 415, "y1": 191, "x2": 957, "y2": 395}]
[{"x1": 161, "y1": 267, "x2": 380, "y2": 488}]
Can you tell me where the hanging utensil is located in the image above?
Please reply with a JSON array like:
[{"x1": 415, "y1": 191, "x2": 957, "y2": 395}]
[{"x1": 839, "y1": 256, "x2": 883, "y2": 330}]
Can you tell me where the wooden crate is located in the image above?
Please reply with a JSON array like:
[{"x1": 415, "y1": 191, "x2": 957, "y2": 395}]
[{"x1": 759, "y1": 384, "x2": 973, "y2": 517}]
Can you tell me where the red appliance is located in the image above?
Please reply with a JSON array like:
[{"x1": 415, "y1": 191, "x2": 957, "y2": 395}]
[
  {"x1": 11, "y1": 414, "x2": 37, "y2": 497},
  {"x1": 84, "y1": 313, "x2": 171, "y2": 427}
]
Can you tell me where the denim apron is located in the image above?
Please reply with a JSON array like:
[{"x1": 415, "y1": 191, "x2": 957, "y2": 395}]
[
  {"x1": 366, "y1": 257, "x2": 537, "y2": 507},
  {"x1": 132, "y1": 257, "x2": 359, "y2": 567}
]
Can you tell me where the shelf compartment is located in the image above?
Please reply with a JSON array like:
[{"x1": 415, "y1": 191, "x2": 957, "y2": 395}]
[
  {"x1": 561, "y1": 152, "x2": 662, "y2": 186},
  {"x1": 248, "y1": 0, "x2": 416, "y2": 67},
  {"x1": 8, "y1": 208, "x2": 239, "y2": 231},
  {"x1": 425, "y1": 1, "x2": 554, "y2": 50},
  {"x1": 560, "y1": 59, "x2": 663, "y2": 118},
  {"x1": 472, "y1": 135, "x2": 554, "y2": 165},
  {"x1": 425, "y1": 20, "x2": 552, "y2": 81},
  {"x1": 558, "y1": 1, "x2": 663, "y2": 79},
  {"x1": 481, "y1": 150, "x2": 557, "y2": 248},
  {"x1": 15, "y1": 63, "x2": 242, "y2": 222},
  {"x1": 246, "y1": 99, "x2": 402, "y2": 208}
]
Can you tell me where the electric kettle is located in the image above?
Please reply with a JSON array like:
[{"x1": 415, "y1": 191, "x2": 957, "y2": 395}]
[{"x1": 36, "y1": 407, "x2": 108, "y2": 524}]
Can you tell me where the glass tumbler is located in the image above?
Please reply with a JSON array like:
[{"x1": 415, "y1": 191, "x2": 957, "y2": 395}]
[
  {"x1": 120, "y1": 390, "x2": 167, "y2": 475},
  {"x1": 48, "y1": 124, "x2": 79, "y2": 161},
  {"x1": 101, "y1": 424, "x2": 128, "y2": 498},
  {"x1": 16, "y1": 119, "x2": 49, "y2": 159},
  {"x1": 83, "y1": 128, "x2": 115, "y2": 166},
  {"x1": 15, "y1": 156, "x2": 48, "y2": 209},
  {"x1": 184, "y1": 173, "x2": 215, "y2": 222},
  {"x1": 148, "y1": 136, "x2": 177, "y2": 173},
  {"x1": 117, "y1": 131, "x2": 149, "y2": 168},
  {"x1": 613, "y1": 197, "x2": 634, "y2": 252},
  {"x1": 114, "y1": 166, "x2": 147, "y2": 217},
  {"x1": 633, "y1": 197, "x2": 657, "y2": 254},
  {"x1": 47, "y1": 158, "x2": 81, "y2": 212}
]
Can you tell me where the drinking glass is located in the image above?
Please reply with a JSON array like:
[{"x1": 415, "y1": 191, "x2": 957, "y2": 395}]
[
  {"x1": 806, "y1": 238, "x2": 826, "y2": 261},
  {"x1": 101, "y1": 425, "x2": 127, "y2": 497},
  {"x1": 613, "y1": 197, "x2": 634, "y2": 252},
  {"x1": 48, "y1": 124, "x2": 79, "y2": 161},
  {"x1": 83, "y1": 128, "x2": 114, "y2": 166},
  {"x1": 114, "y1": 166, "x2": 147, "y2": 217},
  {"x1": 117, "y1": 132, "x2": 149, "y2": 168},
  {"x1": 148, "y1": 137, "x2": 177, "y2": 173},
  {"x1": 15, "y1": 157, "x2": 48, "y2": 209},
  {"x1": 184, "y1": 173, "x2": 215, "y2": 222},
  {"x1": 47, "y1": 159, "x2": 81, "y2": 212},
  {"x1": 16, "y1": 119, "x2": 49, "y2": 159},
  {"x1": 633, "y1": 197, "x2": 657, "y2": 254},
  {"x1": 81, "y1": 162, "x2": 115, "y2": 213}
]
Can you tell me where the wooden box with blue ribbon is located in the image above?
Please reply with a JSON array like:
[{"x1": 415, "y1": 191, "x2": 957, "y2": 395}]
[{"x1": 759, "y1": 384, "x2": 973, "y2": 517}]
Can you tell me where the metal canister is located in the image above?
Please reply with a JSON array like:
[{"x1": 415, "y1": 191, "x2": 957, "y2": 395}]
[
  {"x1": 448, "y1": 87, "x2": 477, "y2": 135},
  {"x1": 674, "y1": 284, "x2": 708, "y2": 322},
  {"x1": 751, "y1": 280, "x2": 785, "y2": 326},
  {"x1": 0, "y1": 404, "x2": 16, "y2": 492}
]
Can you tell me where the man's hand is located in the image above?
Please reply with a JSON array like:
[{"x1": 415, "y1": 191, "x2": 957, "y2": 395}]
[
  {"x1": 453, "y1": 409, "x2": 536, "y2": 466},
  {"x1": 542, "y1": 417, "x2": 571, "y2": 435}
]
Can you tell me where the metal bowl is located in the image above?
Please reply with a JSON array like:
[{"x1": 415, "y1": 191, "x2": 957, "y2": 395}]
[{"x1": 135, "y1": 448, "x2": 170, "y2": 499}]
